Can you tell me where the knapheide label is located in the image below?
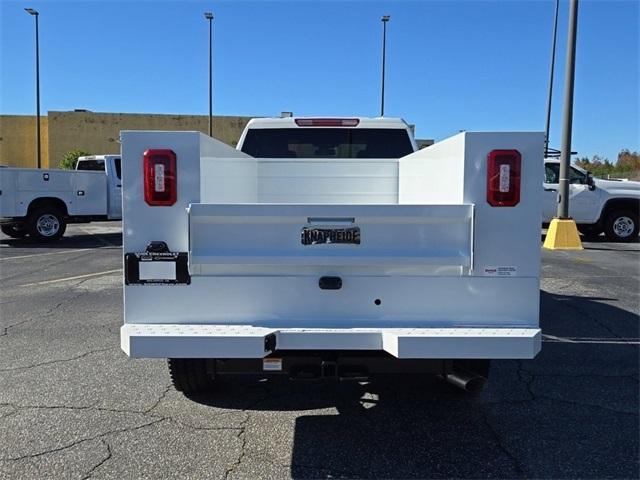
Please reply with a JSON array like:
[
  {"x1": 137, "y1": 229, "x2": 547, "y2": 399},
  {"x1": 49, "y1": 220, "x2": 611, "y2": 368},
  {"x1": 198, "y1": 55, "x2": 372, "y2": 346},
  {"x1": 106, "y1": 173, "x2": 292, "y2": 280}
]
[{"x1": 483, "y1": 266, "x2": 517, "y2": 277}]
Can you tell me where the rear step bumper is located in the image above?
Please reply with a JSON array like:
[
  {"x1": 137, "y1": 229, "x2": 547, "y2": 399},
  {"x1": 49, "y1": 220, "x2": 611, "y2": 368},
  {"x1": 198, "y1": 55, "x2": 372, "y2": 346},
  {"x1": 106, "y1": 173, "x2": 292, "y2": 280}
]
[{"x1": 121, "y1": 325, "x2": 541, "y2": 359}]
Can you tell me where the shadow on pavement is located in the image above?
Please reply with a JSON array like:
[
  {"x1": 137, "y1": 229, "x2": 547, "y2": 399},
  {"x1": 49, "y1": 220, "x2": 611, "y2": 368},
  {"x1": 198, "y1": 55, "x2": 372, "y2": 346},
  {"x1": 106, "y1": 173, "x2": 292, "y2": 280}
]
[
  {"x1": 0, "y1": 232, "x2": 122, "y2": 249},
  {"x1": 184, "y1": 291, "x2": 638, "y2": 479}
]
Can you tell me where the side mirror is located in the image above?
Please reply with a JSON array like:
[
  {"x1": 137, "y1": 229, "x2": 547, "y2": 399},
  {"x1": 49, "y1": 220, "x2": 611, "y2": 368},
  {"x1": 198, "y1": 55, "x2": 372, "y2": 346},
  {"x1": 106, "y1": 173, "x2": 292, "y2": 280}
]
[{"x1": 586, "y1": 172, "x2": 596, "y2": 191}]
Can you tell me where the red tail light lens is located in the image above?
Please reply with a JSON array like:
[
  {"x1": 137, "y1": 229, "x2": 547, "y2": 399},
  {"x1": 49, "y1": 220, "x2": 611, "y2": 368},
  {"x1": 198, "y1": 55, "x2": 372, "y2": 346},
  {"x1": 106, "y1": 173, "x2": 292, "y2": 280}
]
[
  {"x1": 294, "y1": 118, "x2": 360, "y2": 127},
  {"x1": 487, "y1": 149, "x2": 521, "y2": 207},
  {"x1": 144, "y1": 149, "x2": 177, "y2": 206}
]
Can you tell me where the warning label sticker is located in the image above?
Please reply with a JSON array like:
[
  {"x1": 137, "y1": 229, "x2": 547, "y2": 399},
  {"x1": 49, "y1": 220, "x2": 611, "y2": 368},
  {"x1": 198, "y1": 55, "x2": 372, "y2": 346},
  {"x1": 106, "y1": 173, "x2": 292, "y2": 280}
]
[{"x1": 483, "y1": 266, "x2": 517, "y2": 277}]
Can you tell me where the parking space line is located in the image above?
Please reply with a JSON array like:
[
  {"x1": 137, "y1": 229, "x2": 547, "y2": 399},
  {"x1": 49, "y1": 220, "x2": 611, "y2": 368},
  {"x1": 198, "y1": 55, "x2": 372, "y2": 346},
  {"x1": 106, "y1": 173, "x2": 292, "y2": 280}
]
[
  {"x1": 543, "y1": 334, "x2": 640, "y2": 345},
  {"x1": 0, "y1": 248, "x2": 99, "y2": 261},
  {"x1": 19, "y1": 269, "x2": 122, "y2": 287}
]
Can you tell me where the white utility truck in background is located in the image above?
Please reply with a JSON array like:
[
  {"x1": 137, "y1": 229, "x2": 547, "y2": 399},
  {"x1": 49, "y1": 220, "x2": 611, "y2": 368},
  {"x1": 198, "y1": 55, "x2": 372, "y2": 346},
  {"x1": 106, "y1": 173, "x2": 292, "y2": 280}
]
[
  {"x1": 542, "y1": 159, "x2": 640, "y2": 241},
  {"x1": 0, "y1": 155, "x2": 122, "y2": 241},
  {"x1": 120, "y1": 117, "x2": 543, "y2": 394}
]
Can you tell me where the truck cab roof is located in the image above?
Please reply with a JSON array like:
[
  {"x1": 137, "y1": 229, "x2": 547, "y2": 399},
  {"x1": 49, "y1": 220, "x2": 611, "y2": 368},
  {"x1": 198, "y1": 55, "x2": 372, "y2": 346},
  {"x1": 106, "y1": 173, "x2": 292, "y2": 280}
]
[{"x1": 237, "y1": 116, "x2": 418, "y2": 159}]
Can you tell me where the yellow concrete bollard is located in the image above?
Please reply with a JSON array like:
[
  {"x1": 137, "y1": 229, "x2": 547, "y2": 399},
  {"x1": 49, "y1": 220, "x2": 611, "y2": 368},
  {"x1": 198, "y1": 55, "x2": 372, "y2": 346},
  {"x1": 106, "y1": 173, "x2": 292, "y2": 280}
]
[{"x1": 543, "y1": 218, "x2": 583, "y2": 250}]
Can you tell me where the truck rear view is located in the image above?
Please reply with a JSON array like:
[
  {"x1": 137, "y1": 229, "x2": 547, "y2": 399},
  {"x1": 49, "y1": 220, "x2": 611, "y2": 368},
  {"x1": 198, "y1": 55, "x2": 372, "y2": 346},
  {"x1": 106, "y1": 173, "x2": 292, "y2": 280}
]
[{"x1": 120, "y1": 117, "x2": 543, "y2": 395}]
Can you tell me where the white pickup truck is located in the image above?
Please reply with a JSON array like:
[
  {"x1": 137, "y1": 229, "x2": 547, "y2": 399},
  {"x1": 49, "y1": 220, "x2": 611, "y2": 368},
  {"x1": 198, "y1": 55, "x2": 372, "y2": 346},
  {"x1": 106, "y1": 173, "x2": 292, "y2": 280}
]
[
  {"x1": 543, "y1": 159, "x2": 639, "y2": 241},
  {"x1": 0, "y1": 155, "x2": 122, "y2": 241},
  {"x1": 120, "y1": 117, "x2": 543, "y2": 394}
]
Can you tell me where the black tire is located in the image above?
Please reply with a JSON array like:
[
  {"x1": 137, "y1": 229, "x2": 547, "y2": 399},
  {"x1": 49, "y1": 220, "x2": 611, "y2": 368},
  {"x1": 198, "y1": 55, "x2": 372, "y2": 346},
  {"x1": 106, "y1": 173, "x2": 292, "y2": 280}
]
[
  {"x1": 577, "y1": 224, "x2": 602, "y2": 240},
  {"x1": 27, "y1": 207, "x2": 67, "y2": 242},
  {"x1": 603, "y1": 209, "x2": 639, "y2": 242},
  {"x1": 168, "y1": 358, "x2": 216, "y2": 395},
  {"x1": 1, "y1": 224, "x2": 27, "y2": 239}
]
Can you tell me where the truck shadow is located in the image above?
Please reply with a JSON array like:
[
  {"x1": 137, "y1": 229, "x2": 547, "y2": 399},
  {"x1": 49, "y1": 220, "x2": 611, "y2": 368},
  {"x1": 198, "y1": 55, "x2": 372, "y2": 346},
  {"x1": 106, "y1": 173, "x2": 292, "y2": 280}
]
[
  {"x1": 185, "y1": 291, "x2": 639, "y2": 478},
  {"x1": 0, "y1": 232, "x2": 122, "y2": 249}
]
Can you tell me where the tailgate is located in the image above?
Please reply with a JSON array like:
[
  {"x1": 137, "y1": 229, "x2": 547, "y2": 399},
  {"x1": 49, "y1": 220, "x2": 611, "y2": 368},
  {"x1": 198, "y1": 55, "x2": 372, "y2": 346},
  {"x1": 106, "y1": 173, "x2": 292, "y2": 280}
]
[{"x1": 188, "y1": 204, "x2": 474, "y2": 275}]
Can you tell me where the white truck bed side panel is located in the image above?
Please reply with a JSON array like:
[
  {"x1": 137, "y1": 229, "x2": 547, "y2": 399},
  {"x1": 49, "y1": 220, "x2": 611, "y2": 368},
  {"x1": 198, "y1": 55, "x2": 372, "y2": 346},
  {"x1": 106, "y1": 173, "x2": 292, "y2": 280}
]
[
  {"x1": 398, "y1": 134, "x2": 465, "y2": 204},
  {"x1": 72, "y1": 172, "x2": 107, "y2": 215},
  {"x1": 121, "y1": 131, "x2": 204, "y2": 252},
  {"x1": 1, "y1": 168, "x2": 107, "y2": 217},
  {"x1": 463, "y1": 132, "x2": 543, "y2": 279},
  {"x1": 0, "y1": 169, "x2": 18, "y2": 217},
  {"x1": 200, "y1": 135, "x2": 257, "y2": 203},
  {"x1": 17, "y1": 169, "x2": 75, "y2": 192},
  {"x1": 257, "y1": 159, "x2": 398, "y2": 204},
  {"x1": 200, "y1": 159, "x2": 258, "y2": 203}
]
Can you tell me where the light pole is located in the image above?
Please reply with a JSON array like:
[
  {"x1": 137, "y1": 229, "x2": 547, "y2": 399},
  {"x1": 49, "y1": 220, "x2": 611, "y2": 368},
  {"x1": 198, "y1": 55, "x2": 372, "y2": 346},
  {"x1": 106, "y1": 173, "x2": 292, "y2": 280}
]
[
  {"x1": 25, "y1": 8, "x2": 41, "y2": 169},
  {"x1": 557, "y1": 0, "x2": 579, "y2": 220},
  {"x1": 544, "y1": 0, "x2": 559, "y2": 156},
  {"x1": 380, "y1": 15, "x2": 390, "y2": 117},
  {"x1": 543, "y1": 0, "x2": 583, "y2": 250},
  {"x1": 204, "y1": 11, "x2": 214, "y2": 137}
]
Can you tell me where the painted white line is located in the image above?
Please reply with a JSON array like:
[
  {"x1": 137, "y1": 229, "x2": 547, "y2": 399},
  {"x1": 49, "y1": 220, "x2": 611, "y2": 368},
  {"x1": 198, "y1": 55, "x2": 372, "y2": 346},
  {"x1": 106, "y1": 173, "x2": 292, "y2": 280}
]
[
  {"x1": 0, "y1": 248, "x2": 98, "y2": 261},
  {"x1": 19, "y1": 269, "x2": 122, "y2": 287},
  {"x1": 543, "y1": 334, "x2": 640, "y2": 345}
]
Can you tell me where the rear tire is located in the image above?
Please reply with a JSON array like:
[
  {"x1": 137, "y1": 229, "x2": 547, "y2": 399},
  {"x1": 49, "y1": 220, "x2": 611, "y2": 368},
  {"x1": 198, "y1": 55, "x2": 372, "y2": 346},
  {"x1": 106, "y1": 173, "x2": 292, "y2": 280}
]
[
  {"x1": 1, "y1": 224, "x2": 27, "y2": 239},
  {"x1": 168, "y1": 358, "x2": 216, "y2": 395},
  {"x1": 27, "y1": 207, "x2": 66, "y2": 242},
  {"x1": 603, "y1": 209, "x2": 639, "y2": 242}
]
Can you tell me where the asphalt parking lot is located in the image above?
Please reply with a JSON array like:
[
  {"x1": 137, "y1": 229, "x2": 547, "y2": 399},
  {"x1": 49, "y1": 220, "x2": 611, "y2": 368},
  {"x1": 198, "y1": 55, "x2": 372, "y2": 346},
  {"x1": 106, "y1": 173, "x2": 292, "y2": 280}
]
[{"x1": 0, "y1": 222, "x2": 638, "y2": 480}]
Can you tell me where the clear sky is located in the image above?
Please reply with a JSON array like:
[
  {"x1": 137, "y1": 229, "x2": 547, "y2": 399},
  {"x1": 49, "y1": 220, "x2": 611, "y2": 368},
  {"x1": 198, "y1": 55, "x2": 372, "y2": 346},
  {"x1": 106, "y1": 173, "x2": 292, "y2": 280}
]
[{"x1": 1, "y1": 0, "x2": 638, "y2": 161}]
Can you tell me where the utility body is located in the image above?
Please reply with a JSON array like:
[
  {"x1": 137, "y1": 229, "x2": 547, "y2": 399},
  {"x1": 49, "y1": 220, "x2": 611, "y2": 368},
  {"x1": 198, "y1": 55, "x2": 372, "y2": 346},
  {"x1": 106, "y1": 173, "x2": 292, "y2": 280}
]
[
  {"x1": 0, "y1": 155, "x2": 122, "y2": 241},
  {"x1": 542, "y1": 159, "x2": 640, "y2": 241},
  {"x1": 120, "y1": 117, "x2": 543, "y2": 394}
]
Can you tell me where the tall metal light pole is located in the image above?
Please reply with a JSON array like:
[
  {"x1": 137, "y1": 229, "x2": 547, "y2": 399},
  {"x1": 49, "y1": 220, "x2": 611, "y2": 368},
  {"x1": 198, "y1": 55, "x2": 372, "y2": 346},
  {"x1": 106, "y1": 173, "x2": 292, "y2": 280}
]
[
  {"x1": 25, "y1": 8, "x2": 41, "y2": 169},
  {"x1": 544, "y1": 0, "x2": 583, "y2": 250},
  {"x1": 557, "y1": 0, "x2": 579, "y2": 219},
  {"x1": 544, "y1": 0, "x2": 559, "y2": 156},
  {"x1": 204, "y1": 11, "x2": 214, "y2": 137},
  {"x1": 380, "y1": 15, "x2": 390, "y2": 117}
]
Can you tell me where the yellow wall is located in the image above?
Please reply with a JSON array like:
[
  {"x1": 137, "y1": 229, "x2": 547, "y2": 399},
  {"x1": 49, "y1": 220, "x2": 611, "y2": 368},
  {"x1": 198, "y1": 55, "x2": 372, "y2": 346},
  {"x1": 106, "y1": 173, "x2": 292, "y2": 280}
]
[
  {"x1": 1, "y1": 112, "x2": 433, "y2": 169},
  {"x1": 0, "y1": 115, "x2": 50, "y2": 168},
  {"x1": 0, "y1": 111, "x2": 251, "y2": 169}
]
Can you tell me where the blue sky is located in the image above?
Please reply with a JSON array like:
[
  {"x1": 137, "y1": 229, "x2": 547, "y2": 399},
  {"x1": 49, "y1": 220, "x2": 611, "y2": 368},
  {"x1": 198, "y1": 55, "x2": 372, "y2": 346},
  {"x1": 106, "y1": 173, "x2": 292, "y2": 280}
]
[{"x1": 1, "y1": 0, "x2": 638, "y2": 161}]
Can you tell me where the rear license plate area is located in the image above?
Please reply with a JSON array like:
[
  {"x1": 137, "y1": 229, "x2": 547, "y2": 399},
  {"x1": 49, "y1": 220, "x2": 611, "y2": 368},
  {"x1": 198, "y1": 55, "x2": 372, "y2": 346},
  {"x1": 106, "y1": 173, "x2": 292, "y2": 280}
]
[{"x1": 124, "y1": 251, "x2": 190, "y2": 285}]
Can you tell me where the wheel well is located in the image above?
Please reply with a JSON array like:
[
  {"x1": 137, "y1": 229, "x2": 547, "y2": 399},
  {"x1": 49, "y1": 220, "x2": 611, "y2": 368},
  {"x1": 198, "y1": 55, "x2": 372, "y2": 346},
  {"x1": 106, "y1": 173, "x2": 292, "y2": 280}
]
[
  {"x1": 603, "y1": 198, "x2": 639, "y2": 216},
  {"x1": 27, "y1": 197, "x2": 69, "y2": 217}
]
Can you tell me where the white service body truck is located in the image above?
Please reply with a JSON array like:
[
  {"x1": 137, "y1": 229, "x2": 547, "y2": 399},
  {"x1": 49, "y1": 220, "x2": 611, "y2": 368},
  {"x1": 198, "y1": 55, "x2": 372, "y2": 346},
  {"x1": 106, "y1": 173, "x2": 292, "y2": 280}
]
[
  {"x1": 0, "y1": 155, "x2": 122, "y2": 241},
  {"x1": 542, "y1": 159, "x2": 640, "y2": 241},
  {"x1": 120, "y1": 117, "x2": 543, "y2": 394}
]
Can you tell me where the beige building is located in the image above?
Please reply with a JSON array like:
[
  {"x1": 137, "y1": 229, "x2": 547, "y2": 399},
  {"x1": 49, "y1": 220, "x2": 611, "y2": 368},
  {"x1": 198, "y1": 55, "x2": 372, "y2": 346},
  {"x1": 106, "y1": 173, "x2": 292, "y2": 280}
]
[
  {"x1": 1, "y1": 111, "x2": 433, "y2": 169},
  {"x1": 0, "y1": 111, "x2": 253, "y2": 169}
]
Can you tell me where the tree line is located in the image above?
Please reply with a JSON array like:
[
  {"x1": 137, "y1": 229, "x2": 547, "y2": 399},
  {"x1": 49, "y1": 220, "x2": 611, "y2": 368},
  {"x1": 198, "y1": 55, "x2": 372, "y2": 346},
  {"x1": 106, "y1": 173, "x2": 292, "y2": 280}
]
[{"x1": 574, "y1": 149, "x2": 640, "y2": 179}]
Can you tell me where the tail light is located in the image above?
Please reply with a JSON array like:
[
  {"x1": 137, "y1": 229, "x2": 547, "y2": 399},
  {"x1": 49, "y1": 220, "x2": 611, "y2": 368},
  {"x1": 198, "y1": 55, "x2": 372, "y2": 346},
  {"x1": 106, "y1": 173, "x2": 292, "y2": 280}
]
[
  {"x1": 487, "y1": 150, "x2": 521, "y2": 207},
  {"x1": 144, "y1": 149, "x2": 177, "y2": 206},
  {"x1": 294, "y1": 118, "x2": 360, "y2": 127}
]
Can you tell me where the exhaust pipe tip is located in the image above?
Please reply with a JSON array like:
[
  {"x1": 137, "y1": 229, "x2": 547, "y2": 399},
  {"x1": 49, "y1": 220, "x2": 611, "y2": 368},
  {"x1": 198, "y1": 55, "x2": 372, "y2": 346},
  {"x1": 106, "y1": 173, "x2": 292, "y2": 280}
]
[{"x1": 440, "y1": 368, "x2": 487, "y2": 393}]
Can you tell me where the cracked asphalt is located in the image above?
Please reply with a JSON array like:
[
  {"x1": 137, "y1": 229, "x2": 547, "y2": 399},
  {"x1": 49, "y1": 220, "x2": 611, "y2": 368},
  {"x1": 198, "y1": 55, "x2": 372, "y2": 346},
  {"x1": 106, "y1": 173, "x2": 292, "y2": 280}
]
[{"x1": 0, "y1": 222, "x2": 638, "y2": 479}]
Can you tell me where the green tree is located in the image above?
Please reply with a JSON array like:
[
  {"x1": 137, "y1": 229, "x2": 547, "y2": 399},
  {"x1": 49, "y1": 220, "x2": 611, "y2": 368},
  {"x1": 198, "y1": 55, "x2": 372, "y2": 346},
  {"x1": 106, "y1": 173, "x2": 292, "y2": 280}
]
[
  {"x1": 59, "y1": 149, "x2": 91, "y2": 169},
  {"x1": 574, "y1": 150, "x2": 640, "y2": 179}
]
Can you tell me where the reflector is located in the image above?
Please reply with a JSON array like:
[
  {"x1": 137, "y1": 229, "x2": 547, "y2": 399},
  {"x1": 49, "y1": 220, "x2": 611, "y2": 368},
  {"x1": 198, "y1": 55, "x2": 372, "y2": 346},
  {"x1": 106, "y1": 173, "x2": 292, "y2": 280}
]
[
  {"x1": 144, "y1": 149, "x2": 177, "y2": 206},
  {"x1": 487, "y1": 150, "x2": 521, "y2": 207}
]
